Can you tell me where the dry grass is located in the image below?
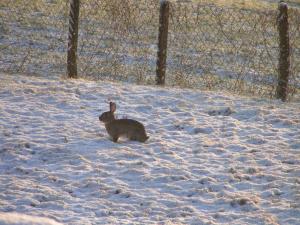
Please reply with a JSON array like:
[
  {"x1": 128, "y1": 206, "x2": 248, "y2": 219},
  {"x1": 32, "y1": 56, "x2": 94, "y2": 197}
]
[{"x1": 0, "y1": 0, "x2": 299, "y2": 99}]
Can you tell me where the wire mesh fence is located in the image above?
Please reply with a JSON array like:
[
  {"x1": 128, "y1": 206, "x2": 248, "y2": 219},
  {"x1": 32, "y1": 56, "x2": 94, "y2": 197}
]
[
  {"x1": 168, "y1": 2, "x2": 280, "y2": 95},
  {"x1": 0, "y1": 0, "x2": 69, "y2": 76},
  {"x1": 168, "y1": 1, "x2": 300, "y2": 99},
  {"x1": 0, "y1": 0, "x2": 300, "y2": 99},
  {"x1": 77, "y1": 0, "x2": 158, "y2": 83}
]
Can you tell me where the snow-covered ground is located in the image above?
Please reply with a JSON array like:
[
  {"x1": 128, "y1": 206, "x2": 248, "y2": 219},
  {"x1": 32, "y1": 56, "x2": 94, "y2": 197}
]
[
  {"x1": 0, "y1": 212, "x2": 63, "y2": 225},
  {"x1": 0, "y1": 73, "x2": 299, "y2": 225}
]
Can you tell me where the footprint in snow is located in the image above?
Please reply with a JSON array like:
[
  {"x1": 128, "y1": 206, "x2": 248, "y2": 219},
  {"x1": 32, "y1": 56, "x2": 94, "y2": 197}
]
[
  {"x1": 290, "y1": 142, "x2": 300, "y2": 150},
  {"x1": 208, "y1": 107, "x2": 234, "y2": 116},
  {"x1": 246, "y1": 136, "x2": 267, "y2": 145},
  {"x1": 135, "y1": 105, "x2": 153, "y2": 112},
  {"x1": 192, "y1": 127, "x2": 214, "y2": 135}
]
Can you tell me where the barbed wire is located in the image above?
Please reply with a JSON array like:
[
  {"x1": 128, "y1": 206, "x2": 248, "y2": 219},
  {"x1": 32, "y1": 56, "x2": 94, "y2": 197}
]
[{"x1": 0, "y1": 0, "x2": 299, "y2": 98}]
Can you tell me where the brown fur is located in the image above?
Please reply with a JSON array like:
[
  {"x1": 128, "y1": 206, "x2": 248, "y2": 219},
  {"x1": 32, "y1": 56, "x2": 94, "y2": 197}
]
[{"x1": 99, "y1": 102, "x2": 149, "y2": 143}]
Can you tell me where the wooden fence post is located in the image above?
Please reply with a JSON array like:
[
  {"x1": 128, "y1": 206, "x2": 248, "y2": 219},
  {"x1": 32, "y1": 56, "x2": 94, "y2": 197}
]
[
  {"x1": 156, "y1": 0, "x2": 170, "y2": 85},
  {"x1": 276, "y1": 2, "x2": 290, "y2": 101},
  {"x1": 67, "y1": 0, "x2": 80, "y2": 78}
]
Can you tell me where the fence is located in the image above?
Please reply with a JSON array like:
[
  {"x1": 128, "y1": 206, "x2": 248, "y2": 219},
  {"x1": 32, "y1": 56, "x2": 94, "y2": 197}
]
[
  {"x1": 167, "y1": 1, "x2": 300, "y2": 100},
  {"x1": 1, "y1": 0, "x2": 300, "y2": 100}
]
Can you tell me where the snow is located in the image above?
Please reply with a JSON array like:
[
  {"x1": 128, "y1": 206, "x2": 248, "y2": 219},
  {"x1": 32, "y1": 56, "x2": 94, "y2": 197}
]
[
  {"x1": 0, "y1": 73, "x2": 299, "y2": 225},
  {"x1": 0, "y1": 212, "x2": 63, "y2": 225}
]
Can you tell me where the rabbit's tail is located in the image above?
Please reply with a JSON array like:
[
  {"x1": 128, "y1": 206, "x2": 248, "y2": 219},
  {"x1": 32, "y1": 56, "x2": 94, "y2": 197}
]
[{"x1": 141, "y1": 136, "x2": 149, "y2": 142}]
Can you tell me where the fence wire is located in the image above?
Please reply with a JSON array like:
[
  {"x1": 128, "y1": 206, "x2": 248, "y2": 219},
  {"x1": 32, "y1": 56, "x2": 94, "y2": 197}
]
[
  {"x1": 168, "y1": 3, "x2": 280, "y2": 96},
  {"x1": 0, "y1": 0, "x2": 299, "y2": 98},
  {"x1": 0, "y1": 0, "x2": 69, "y2": 77}
]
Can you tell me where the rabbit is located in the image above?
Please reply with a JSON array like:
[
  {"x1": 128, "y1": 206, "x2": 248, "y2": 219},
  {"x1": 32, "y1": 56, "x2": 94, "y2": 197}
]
[{"x1": 99, "y1": 102, "x2": 149, "y2": 143}]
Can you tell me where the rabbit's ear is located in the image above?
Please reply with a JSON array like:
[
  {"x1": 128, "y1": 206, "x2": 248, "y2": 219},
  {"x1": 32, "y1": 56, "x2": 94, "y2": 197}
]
[{"x1": 110, "y1": 102, "x2": 116, "y2": 113}]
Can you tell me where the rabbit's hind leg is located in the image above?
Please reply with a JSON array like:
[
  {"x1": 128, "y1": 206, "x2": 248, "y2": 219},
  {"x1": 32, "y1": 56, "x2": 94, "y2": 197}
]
[
  {"x1": 129, "y1": 136, "x2": 138, "y2": 142},
  {"x1": 132, "y1": 134, "x2": 148, "y2": 143},
  {"x1": 111, "y1": 136, "x2": 119, "y2": 143}
]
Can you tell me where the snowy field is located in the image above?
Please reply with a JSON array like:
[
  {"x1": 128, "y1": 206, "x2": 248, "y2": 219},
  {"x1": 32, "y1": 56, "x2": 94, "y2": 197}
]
[{"x1": 0, "y1": 73, "x2": 299, "y2": 225}]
